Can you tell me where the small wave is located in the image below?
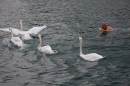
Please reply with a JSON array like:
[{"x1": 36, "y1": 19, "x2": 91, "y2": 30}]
[{"x1": 2, "y1": 38, "x2": 11, "y2": 47}]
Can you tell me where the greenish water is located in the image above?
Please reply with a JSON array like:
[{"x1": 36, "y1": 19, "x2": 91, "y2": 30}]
[{"x1": 0, "y1": 0, "x2": 130, "y2": 86}]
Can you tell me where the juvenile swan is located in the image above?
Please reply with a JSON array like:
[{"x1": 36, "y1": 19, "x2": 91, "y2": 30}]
[
  {"x1": 38, "y1": 34, "x2": 57, "y2": 54},
  {"x1": 79, "y1": 37, "x2": 104, "y2": 61},
  {"x1": 9, "y1": 27, "x2": 23, "y2": 47}
]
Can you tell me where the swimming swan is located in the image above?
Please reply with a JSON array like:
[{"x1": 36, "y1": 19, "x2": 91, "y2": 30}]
[
  {"x1": 9, "y1": 27, "x2": 23, "y2": 47},
  {"x1": 38, "y1": 34, "x2": 58, "y2": 54},
  {"x1": 0, "y1": 20, "x2": 47, "y2": 40},
  {"x1": 79, "y1": 37, "x2": 104, "y2": 61}
]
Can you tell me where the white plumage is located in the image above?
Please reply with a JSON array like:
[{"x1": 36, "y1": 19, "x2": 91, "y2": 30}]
[
  {"x1": 79, "y1": 37, "x2": 104, "y2": 61},
  {"x1": 38, "y1": 34, "x2": 57, "y2": 54},
  {"x1": 0, "y1": 20, "x2": 47, "y2": 40},
  {"x1": 9, "y1": 27, "x2": 23, "y2": 47}
]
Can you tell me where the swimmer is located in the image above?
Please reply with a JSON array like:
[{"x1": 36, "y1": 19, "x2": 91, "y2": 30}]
[{"x1": 99, "y1": 22, "x2": 114, "y2": 35}]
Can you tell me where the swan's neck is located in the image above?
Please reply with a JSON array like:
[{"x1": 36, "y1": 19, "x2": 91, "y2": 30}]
[
  {"x1": 10, "y1": 28, "x2": 13, "y2": 38},
  {"x1": 79, "y1": 39, "x2": 83, "y2": 55},
  {"x1": 38, "y1": 35, "x2": 42, "y2": 48},
  {"x1": 20, "y1": 20, "x2": 23, "y2": 31}
]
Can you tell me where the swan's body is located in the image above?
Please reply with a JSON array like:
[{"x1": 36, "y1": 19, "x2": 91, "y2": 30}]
[
  {"x1": 19, "y1": 31, "x2": 32, "y2": 40},
  {"x1": 38, "y1": 34, "x2": 57, "y2": 54},
  {"x1": 0, "y1": 20, "x2": 47, "y2": 40},
  {"x1": 79, "y1": 37, "x2": 104, "y2": 61},
  {"x1": 9, "y1": 27, "x2": 23, "y2": 47}
]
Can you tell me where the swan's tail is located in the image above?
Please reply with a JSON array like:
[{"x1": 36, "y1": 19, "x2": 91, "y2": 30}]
[{"x1": 52, "y1": 50, "x2": 58, "y2": 54}]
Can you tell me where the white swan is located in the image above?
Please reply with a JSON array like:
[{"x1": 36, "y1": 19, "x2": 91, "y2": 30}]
[
  {"x1": 79, "y1": 37, "x2": 104, "y2": 61},
  {"x1": 18, "y1": 20, "x2": 32, "y2": 40},
  {"x1": 0, "y1": 20, "x2": 47, "y2": 40},
  {"x1": 38, "y1": 34, "x2": 58, "y2": 54},
  {"x1": 9, "y1": 27, "x2": 23, "y2": 47}
]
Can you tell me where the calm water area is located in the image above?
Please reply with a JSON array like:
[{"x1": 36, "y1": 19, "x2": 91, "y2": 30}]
[{"x1": 0, "y1": 0, "x2": 130, "y2": 86}]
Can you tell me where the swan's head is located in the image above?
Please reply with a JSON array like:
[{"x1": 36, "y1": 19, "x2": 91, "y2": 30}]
[
  {"x1": 79, "y1": 37, "x2": 82, "y2": 41},
  {"x1": 101, "y1": 22, "x2": 107, "y2": 30}
]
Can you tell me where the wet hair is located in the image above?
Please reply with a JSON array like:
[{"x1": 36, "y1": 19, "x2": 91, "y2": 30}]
[{"x1": 101, "y1": 22, "x2": 107, "y2": 30}]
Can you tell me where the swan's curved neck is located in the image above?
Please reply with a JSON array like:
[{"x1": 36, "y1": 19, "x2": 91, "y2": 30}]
[
  {"x1": 20, "y1": 20, "x2": 23, "y2": 31},
  {"x1": 38, "y1": 35, "x2": 42, "y2": 48},
  {"x1": 79, "y1": 39, "x2": 83, "y2": 55},
  {"x1": 10, "y1": 28, "x2": 13, "y2": 38}
]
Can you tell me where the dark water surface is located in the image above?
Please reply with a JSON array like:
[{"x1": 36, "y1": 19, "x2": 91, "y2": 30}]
[{"x1": 0, "y1": 0, "x2": 130, "y2": 86}]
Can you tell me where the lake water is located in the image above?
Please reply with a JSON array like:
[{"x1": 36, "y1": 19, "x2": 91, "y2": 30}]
[{"x1": 0, "y1": 0, "x2": 130, "y2": 86}]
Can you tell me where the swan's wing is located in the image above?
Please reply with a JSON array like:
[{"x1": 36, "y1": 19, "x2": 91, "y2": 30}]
[
  {"x1": 11, "y1": 37, "x2": 23, "y2": 47},
  {"x1": 42, "y1": 45, "x2": 52, "y2": 50},
  {"x1": 13, "y1": 37, "x2": 22, "y2": 42},
  {"x1": 0, "y1": 28, "x2": 20, "y2": 35},
  {"x1": 40, "y1": 45, "x2": 51, "y2": 51},
  {"x1": 27, "y1": 25, "x2": 47, "y2": 35},
  {"x1": 40, "y1": 45, "x2": 54, "y2": 54},
  {"x1": 84, "y1": 53, "x2": 104, "y2": 61}
]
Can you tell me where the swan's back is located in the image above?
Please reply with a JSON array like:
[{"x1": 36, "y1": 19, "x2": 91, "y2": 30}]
[
  {"x1": 41, "y1": 45, "x2": 52, "y2": 52},
  {"x1": 42, "y1": 45, "x2": 52, "y2": 50},
  {"x1": 39, "y1": 45, "x2": 57, "y2": 54},
  {"x1": 80, "y1": 53, "x2": 104, "y2": 61}
]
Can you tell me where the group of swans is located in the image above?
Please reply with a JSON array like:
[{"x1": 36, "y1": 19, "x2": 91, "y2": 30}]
[
  {"x1": 0, "y1": 20, "x2": 47, "y2": 40},
  {"x1": 0, "y1": 20, "x2": 58, "y2": 54},
  {"x1": 0, "y1": 20, "x2": 104, "y2": 61}
]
